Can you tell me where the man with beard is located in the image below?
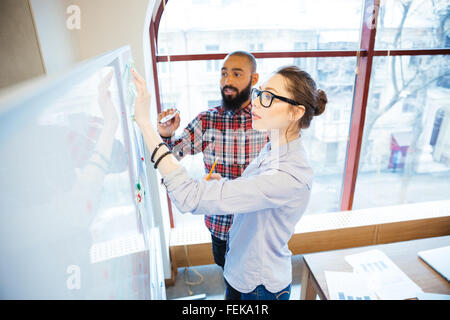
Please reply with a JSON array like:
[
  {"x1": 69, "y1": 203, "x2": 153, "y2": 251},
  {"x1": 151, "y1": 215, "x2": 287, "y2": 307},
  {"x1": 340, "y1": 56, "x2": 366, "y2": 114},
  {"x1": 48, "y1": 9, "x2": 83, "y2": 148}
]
[{"x1": 157, "y1": 51, "x2": 269, "y2": 299}]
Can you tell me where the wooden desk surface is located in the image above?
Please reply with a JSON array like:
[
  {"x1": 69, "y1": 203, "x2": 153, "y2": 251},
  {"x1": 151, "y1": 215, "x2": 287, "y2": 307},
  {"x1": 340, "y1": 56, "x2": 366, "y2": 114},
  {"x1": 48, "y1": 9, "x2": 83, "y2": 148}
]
[{"x1": 303, "y1": 236, "x2": 450, "y2": 299}]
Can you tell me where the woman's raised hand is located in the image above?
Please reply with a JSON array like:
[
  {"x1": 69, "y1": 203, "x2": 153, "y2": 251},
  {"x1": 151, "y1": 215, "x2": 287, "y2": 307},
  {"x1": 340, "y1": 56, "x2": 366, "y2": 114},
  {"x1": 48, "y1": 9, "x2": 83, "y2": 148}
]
[{"x1": 131, "y1": 68, "x2": 151, "y2": 128}]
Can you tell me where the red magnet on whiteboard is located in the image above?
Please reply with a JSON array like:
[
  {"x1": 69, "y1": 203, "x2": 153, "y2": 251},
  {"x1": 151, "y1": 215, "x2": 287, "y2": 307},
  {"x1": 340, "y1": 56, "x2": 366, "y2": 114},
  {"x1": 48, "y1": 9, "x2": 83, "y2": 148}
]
[
  {"x1": 137, "y1": 193, "x2": 141, "y2": 203},
  {"x1": 141, "y1": 157, "x2": 144, "y2": 161}
]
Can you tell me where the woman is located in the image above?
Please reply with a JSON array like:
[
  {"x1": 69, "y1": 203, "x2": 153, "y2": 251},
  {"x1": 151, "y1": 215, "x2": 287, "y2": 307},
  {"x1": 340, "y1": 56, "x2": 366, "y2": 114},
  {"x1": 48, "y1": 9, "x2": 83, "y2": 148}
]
[{"x1": 131, "y1": 65, "x2": 327, "y2": 300}]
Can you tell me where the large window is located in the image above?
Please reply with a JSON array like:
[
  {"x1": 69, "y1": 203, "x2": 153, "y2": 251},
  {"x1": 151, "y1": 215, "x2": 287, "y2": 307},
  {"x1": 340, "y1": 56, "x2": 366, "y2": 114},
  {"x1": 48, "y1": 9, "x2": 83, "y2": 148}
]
[
  {"x1": 157, "y1": 0, "x2": 363, "y2": 54},
  {"x1": 158, "y1": 57, "x2": 356, "y2": 219},
  {"x1": 152, "y1": 0, "x2": 450, "y2": 228},
  {"x1": 353, "y1": 54, "x2": 450, "y2": 209},
  {"x1": 352, "y1": 0, "x2": 450, "y2": 209},
  {"x1": 375, "y1": 0, "x2": 448, "y2": 49}
]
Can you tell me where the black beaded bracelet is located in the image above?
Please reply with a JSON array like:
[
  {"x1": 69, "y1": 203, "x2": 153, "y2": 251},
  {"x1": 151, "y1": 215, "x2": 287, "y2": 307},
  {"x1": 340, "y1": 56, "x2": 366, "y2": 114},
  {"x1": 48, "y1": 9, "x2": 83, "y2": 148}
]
[
  {"x1": 154, "y1": 150, "x2": 172, "y2": 169},
  {"x1": 151, "y1": 142, "x2": 169, "y2": 163}
]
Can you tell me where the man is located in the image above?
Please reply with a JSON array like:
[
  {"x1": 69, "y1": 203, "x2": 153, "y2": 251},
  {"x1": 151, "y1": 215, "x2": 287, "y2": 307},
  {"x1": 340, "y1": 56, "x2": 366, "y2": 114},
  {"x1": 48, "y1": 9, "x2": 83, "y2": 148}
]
[{"x1": 157, "y1": 51, "x2": 269, "y2": 299}]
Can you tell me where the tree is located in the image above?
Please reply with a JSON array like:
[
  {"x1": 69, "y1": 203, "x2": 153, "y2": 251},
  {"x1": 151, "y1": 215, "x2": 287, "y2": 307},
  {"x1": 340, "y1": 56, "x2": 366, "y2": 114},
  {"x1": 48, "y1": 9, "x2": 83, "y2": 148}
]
[{"x1": 358, "y1": 0, "x2": 449, "y2": 176}]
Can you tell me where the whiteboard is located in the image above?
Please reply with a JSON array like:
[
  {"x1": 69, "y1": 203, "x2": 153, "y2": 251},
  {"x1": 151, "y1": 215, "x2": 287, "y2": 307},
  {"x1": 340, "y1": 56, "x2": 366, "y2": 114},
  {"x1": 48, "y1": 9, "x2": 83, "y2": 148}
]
[{"x1": 0, "y1": 46, "x2": 165, "y2": 299}]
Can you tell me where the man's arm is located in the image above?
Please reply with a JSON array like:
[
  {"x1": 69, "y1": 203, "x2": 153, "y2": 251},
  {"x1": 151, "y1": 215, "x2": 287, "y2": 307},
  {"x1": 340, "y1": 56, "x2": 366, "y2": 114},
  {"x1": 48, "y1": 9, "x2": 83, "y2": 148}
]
[{"x1": 160, "y1": 112, "x2": 204, "y2": 161}]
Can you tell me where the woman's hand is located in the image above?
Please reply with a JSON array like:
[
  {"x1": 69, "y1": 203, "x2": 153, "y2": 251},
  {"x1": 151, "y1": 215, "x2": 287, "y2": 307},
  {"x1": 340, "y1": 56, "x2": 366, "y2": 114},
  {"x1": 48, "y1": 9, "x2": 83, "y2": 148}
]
[
  {"x1": 203, "y1": 173, "x2": 222, "y2": 181},
  {"x1": 131, "y1": 68, "x2": 151, "y2": 129}
]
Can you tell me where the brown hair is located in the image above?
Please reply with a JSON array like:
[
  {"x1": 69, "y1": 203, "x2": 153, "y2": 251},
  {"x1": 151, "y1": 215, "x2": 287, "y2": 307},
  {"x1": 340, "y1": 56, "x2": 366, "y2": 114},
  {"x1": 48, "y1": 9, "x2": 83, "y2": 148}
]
[{"x1": 275, "y1": 65, "x2": 327, "y2": 132}]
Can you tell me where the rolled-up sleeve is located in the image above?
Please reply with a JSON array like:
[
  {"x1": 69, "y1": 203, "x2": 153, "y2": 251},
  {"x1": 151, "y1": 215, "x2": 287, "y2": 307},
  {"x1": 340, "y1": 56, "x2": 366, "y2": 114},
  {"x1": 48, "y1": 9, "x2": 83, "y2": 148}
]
[{"x1": 161, "y1": 165, "x2": 304, "y2": 215}]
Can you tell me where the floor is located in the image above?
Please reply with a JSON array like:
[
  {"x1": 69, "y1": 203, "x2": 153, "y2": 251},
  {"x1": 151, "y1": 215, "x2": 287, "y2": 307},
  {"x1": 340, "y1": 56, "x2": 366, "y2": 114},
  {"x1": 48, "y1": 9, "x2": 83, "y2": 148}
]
[{"x1": 166, "y1": 254, "x2": 306, "y2": 300}]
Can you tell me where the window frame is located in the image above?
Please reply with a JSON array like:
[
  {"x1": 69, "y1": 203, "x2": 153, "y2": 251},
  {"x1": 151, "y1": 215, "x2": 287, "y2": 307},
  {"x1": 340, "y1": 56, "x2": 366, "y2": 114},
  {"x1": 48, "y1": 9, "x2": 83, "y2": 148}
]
[{"x1": 149, "y1": 0, "x2": 450, "y2": 228}]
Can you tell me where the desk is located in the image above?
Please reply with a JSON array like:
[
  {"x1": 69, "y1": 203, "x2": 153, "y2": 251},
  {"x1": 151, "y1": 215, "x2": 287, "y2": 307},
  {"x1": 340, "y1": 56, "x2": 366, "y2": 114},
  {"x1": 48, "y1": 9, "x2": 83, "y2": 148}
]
[{"x1": 300, "y1": 236, "x2": 450, "y2": 300}]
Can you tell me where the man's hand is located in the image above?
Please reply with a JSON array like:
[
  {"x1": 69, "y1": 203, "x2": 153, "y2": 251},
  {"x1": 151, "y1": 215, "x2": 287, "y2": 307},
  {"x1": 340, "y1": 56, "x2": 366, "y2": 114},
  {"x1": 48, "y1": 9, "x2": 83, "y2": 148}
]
[{"x1": 157, "y1": 108, "x2": 180, "y2": 138}]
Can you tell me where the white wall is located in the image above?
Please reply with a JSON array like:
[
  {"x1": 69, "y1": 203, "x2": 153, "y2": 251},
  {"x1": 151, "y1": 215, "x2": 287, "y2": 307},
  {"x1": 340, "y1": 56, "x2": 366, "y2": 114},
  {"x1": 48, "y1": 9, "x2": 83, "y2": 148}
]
[
  {"x1": 0, "y1": 0, "x2": 79, "y2": 89},
  {"x1": 29, "y1": 0, "x2": 78, "y2": 75},
  {"x1": 0, "y1": 0, "x2": 45, "y2": 89},
  {"x1": 70, "y1": 0, "x2": 151, "y2": 73},
  {"x1": 30, "y1": 0, "x2": 155, "y2": 78}
]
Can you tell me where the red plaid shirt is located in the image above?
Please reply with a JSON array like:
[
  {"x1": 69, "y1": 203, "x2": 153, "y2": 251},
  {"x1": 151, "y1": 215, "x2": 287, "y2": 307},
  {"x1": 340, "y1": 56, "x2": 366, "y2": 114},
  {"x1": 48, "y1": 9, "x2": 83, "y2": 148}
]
[{"x1": 162, "y1": 102, "x2": 269, "y2": 240}]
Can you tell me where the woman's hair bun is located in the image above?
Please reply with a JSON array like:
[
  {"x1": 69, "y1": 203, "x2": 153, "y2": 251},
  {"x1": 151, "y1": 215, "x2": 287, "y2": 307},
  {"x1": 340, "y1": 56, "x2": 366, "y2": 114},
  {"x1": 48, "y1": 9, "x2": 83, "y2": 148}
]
[{"x1": 315, "y1": 89, "x2": 327, "y2": 116}]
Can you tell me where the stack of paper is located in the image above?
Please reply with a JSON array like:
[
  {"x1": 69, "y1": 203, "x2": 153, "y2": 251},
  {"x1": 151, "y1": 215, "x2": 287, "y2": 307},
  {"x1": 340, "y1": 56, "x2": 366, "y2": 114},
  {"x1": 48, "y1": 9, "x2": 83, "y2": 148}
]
[{"x1": 325, "y1": 249, "x2": 423, "y2": 300}]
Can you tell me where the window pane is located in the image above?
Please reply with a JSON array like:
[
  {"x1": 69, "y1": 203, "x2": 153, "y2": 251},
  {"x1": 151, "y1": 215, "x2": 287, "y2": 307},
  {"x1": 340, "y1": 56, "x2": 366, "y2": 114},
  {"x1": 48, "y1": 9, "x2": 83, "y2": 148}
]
[
  {"x1": 353, "y1": 55, "x2": 450, "y2": 210},
  {"x1": 375, "y1": 0, "x2": 449, "y2": 49},
  {"x1": 158, "y1": 57, "x2": 356, "y2": 226},
  {"x1": 158, "y1": 0, "x2": 363, "y2": 55}
]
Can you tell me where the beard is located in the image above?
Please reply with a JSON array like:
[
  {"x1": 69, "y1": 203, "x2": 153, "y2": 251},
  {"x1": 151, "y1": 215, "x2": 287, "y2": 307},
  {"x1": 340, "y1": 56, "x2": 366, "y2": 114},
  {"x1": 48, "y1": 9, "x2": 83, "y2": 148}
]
[{"x1": 220, "y1": 78, "x2": 252, "y2": 111}]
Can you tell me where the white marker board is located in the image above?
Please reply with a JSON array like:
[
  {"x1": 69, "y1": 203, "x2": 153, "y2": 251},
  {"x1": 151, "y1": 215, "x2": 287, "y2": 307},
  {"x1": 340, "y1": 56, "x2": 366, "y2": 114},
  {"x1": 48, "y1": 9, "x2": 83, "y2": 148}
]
[{"x1": 0, "y1": 46, "x2": 165, "y2": 299}]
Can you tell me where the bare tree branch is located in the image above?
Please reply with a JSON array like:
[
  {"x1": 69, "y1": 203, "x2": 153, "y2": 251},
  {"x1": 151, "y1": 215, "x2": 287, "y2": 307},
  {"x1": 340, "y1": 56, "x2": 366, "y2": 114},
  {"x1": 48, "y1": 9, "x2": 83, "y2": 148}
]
[{"x1": 391, "y1": 1, "x2": 413, "y2": 94}]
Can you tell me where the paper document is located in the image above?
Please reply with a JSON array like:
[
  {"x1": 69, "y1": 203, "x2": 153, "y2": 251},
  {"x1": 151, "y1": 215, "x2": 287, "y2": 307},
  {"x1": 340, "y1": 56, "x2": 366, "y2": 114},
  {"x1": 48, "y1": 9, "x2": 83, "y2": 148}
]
[
  {"x1": 344, "y1": 249, "x2": 423, "y2": 300},
  {"x1": 324, "y1": 271, "x2": 378, "y2": 300},
  {"x1": 416, "y1": 292, "x2": 450, "y2": 300}
]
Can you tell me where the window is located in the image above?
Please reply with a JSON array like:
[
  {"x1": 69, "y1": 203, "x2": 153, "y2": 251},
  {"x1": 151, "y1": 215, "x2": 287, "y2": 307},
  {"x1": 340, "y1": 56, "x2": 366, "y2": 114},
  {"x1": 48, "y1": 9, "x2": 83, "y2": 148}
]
[
  {"x1": 352, "y1": 55, "x2": 450, "y2": 209},
  {"x1": 402, "y1": 92, "x2": 417, "y2": 113},
  {"x1": 161, "y1": 101, "x2": 176, "y2": 109},
  {"x1": 157, "y1": 60, "x2": 222, "y2": 132},
  {"x1": 332, "y1": 109, "x2": 341, "y2": 121},
  {"x1": 157, "y1": 47, "x2": 170, "y2": 74},
  {"x1": 430, "y1": 109, "x2": 445, "y2": 149},
  {"x1": 249, "y1": 43, "x2": 264, "y2": 66},
  {"x1": 157, "y1": 0, "x2": 364, "y2": 55},
  {"x1": 208, "y1": 99, "x2": 221, "y2": 108},
  {"x1": 375, "y1": 0, "x2": 448, "y2": 49},
  {"x1": 249, "y1": 43, "x2": 263, "y2": 52},
  {"x1": 157, "y1": 56, "x2": 356, "y2": 223},
  {"x1": 326, "y1": 142, "x2": 339, "y2": 164},
  {"x1": 294, "y1": 42, "x2": 308, "y2": 69},
  {"x1": 153, "y1": 0, "x2": 450, "y2": 227},
  {"x1": 193, "y1": 0, "x2": 208, "y2": 5},
  {"x1": 205, "y1": 45, "x2": 220, "y2": 72}
]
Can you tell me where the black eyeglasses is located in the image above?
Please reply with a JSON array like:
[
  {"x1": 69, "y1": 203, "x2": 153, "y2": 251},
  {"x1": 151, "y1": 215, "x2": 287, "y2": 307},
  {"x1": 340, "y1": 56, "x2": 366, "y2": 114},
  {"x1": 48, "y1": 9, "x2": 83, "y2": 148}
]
[{"x1": 251, "y1": 87, "x2": 300, "y2": 108}]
